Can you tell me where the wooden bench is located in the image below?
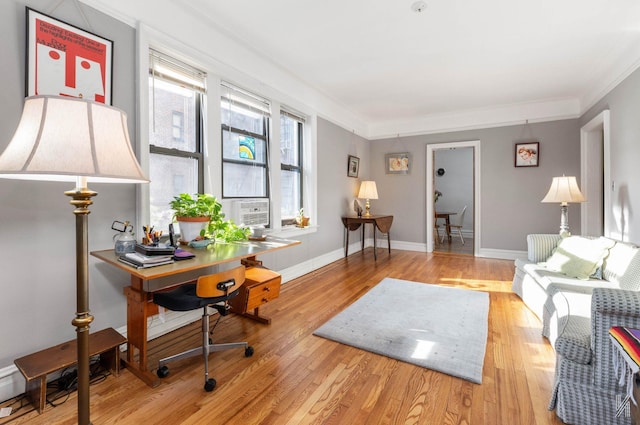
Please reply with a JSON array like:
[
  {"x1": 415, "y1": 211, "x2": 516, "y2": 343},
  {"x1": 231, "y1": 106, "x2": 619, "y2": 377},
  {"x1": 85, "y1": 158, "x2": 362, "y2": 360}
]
[{"x1": 14, "y1": 327, "x2": 126, "y2": 414}]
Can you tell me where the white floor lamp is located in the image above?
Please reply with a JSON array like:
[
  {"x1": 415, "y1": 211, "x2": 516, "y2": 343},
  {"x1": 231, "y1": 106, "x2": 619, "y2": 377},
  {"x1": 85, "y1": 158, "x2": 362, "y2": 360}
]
[{"x1": 0, "y1": 95, "x2": 148, "y2": 425}]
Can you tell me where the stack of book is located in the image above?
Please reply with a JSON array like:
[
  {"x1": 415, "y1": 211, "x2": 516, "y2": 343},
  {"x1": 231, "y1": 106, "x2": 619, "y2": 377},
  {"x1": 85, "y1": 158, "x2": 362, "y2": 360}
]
[{"x1": 118, "y1": 252, "x2": 174, "y2": 269}]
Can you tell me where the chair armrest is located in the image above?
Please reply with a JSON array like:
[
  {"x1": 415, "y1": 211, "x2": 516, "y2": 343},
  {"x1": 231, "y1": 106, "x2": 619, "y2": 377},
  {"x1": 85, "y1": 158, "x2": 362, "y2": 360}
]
[
  {"x1": 591, "y1": 287, "x2": 640, "y2": 389},
  {"x1": 526, "y1": 234, "x2": 562, "y2": 263},
  {"x1": 593, "y1": 288, "x2": 640, "y2": 317}
]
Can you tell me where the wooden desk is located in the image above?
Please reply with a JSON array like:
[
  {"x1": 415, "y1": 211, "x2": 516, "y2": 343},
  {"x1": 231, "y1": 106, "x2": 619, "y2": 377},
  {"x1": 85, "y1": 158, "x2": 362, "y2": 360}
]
[
  {"x1": 91, "y1": 237, "x2": 300, "y2": 387},
  {"x1": 436, "y1": 211, "x2": 456, "y2": 242},
  {"x1": 341, "y1": 215, "x2": 393, "y2": 260}
]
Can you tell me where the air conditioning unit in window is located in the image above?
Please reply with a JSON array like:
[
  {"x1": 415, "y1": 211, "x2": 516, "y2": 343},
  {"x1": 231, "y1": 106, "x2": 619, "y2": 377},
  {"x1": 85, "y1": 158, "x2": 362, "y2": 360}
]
[{"x1": 229, "y1": 199, "x2": 270, "y2": 227}]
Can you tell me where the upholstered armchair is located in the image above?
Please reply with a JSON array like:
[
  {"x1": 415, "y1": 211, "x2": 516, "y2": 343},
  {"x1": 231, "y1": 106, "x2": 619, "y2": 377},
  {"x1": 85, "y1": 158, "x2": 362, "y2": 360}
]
[{"x1": 549, "y1": 287, "x2": 640, "y2": 425}]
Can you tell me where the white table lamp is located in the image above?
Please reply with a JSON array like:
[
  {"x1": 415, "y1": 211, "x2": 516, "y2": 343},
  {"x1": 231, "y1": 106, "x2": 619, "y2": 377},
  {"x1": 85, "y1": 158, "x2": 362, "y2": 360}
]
[
  {"x1": 541, "y1": 175, "x2": 585, "y2": 237},
  {"x1": 358, "y1": 181, "x2": 378, "y2": 217}
]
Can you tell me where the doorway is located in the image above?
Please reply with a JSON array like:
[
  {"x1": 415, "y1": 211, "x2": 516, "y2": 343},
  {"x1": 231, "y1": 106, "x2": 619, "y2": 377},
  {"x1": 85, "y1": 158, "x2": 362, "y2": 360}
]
[
  {"x1": 580, "y1": 110, "x2": 610, "y2": 237},
  {"x1": 426, "y1": 140, "x2": 481, "y2": 255}
]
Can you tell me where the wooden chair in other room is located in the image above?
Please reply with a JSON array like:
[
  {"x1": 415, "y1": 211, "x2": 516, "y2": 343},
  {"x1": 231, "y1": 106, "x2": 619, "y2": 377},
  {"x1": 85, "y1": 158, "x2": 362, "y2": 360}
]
[{"x1": 449, "y1": 205, "x2": 467, "y2": 245}]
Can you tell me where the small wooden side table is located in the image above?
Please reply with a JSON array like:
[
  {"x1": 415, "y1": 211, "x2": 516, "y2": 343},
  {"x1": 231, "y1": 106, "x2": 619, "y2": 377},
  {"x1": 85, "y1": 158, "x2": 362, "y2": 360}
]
[{"x1": 341, "y1": 215, "x2": 393, "y2": 260}]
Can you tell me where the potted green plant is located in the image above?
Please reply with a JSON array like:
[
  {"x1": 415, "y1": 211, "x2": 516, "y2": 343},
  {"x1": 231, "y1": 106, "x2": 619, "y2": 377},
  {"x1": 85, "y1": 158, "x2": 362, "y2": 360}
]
[
  {"x1": 169, "y1": 193, "x2": 220, "y2": 243},
  {"x1": 169, "y1": 193, "x2": 249, "y2": 243},
  {"x1": 295, "y1": 208, "x2": 310, "y2": 228}
]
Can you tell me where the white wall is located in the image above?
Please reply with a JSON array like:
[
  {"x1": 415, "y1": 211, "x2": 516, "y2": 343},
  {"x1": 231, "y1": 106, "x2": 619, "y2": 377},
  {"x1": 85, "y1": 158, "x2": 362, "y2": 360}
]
[{"x1": 580, "y1": 68, "x2": 640, "y2": 243}]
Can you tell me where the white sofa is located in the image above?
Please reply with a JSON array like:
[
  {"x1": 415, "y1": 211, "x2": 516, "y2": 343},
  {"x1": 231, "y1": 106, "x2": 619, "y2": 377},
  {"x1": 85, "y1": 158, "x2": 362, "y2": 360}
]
[{"x1": 512, "y1": 234, "x2": 640, "y2": 425}]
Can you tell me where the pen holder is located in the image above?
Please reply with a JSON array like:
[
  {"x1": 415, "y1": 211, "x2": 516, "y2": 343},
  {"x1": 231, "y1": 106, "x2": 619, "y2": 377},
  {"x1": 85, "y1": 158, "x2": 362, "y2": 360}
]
[{"x1": 142, "y1": 237, "x2": 159, "y2": 246}]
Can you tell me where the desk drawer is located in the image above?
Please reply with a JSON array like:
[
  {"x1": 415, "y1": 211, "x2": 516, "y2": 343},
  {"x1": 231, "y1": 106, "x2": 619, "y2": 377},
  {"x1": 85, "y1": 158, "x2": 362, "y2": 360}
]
[{"x1": 246, "y1": 279, "x2": 280, "y2": 310}]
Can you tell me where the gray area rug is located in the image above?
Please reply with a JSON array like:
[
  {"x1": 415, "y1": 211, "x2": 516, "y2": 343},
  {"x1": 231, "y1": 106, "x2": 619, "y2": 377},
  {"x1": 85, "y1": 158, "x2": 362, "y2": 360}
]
[{"x1": 313, "y1": 278, "x2": 489, "y2": 384}]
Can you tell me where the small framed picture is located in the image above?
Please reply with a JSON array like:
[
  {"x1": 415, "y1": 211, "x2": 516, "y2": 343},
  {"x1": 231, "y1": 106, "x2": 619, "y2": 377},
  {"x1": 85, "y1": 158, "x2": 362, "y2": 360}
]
[
  {"x1": 26, "y1": 7, "x2": 113, "y2": 104},
  {"x1": 385, "y1": 152, "x2": 411, "y2": 175},
  {"x1": 347, "y1": 155, "x2": 360, "y2": 177},
  {"x1": 515, "y1": 142, "x2": 539, "y2": 167}
]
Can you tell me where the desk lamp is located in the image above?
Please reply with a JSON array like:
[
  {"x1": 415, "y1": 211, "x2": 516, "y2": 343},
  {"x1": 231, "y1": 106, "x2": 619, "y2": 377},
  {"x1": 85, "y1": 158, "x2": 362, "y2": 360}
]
[
  {"x1": 358, "y1": 180, "x2": 378, "y2": 217},
  {"x1": 0, "y1": 95, "x2": 148, "y2": 425},
  {"x1": 541, "y1": 175, "x2": 585, "y2": 237}
]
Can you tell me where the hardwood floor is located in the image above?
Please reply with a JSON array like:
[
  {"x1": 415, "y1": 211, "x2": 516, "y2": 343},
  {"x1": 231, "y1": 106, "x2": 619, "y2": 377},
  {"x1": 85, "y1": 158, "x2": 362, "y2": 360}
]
[
  {"x1": 2, "y1": 249, "x2": 564, "y2": 424},
  {"x1": 433, "y1": 236, "x2": 474, "y2": 255}
]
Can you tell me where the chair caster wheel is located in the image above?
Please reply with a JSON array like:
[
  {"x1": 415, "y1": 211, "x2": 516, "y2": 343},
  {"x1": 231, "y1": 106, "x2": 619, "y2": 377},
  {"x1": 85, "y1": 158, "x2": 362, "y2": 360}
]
[
  {"x1": 204, "y1": 378, "x2": 217, "y2": 392},
  {"x1": 245, "y1": 346, "x2": 254, "y2": 357},
  {"x1": 157, "y1": 366, "x2": 169, "y2": 378}
]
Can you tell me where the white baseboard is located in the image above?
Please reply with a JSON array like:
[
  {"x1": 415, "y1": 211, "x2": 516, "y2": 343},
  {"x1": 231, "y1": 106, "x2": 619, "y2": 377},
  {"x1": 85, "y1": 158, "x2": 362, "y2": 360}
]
[
  {"x1": 0, "y1": 365, "x2": 23, "y2": 406},
  {"x1": 478, "y1": 248, "x2": 526, "y2": 260}
]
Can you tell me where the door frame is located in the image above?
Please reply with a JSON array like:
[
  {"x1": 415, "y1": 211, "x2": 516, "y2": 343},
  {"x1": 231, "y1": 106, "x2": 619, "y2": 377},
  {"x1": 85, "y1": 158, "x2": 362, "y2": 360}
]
[
  {"x1": 580, "y1": 110, "x2": 610, "y2": 237},
  {"x1": 426, "y1": 140, "x2": 481, "y2": 254}
]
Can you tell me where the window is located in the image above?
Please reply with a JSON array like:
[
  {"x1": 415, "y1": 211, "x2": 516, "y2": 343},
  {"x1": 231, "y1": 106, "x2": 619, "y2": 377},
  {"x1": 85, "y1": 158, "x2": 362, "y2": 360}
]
[
  {"x1": 148, "y1": 49, "x2": 206, "y2": 230},
  {"x1": 172, "y1": 111, "x2": 184, "y2": 142},
  {"x1": 220, "y1": 83, "x2": 270, "y2": 198},
  {"x1": 280, "y1": 110, "x2": 304, "y2": 224}
]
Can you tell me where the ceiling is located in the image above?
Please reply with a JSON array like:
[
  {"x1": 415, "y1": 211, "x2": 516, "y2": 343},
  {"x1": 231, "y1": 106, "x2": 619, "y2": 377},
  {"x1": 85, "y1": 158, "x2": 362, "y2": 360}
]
[{"x1": 89, "y1": 0, "x2": 640, "y2": 137}]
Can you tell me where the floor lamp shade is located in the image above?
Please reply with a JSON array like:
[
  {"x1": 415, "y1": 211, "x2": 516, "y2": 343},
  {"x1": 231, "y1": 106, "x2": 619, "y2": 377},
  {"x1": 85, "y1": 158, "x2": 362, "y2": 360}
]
[
  {"x1": 0, "y1": 95, "x2": 147, "y2": 425},
  {"x1": 0, "y1": 95, "x2": 147, "y2": 183}
]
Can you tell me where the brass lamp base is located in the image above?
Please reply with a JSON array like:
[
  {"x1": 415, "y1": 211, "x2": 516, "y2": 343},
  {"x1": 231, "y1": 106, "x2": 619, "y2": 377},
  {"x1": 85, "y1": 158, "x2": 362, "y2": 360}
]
[
  {"x1": 364, "y1": 199, "x2": 372, "y2": 216},
  {"x1": 65, "y1": 184, "x2": 97, "y2": 425}
]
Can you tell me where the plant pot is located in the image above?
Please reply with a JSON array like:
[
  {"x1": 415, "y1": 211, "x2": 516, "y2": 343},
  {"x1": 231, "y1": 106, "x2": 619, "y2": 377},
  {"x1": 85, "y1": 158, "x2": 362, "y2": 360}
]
[
  {"x1": 176, "y1": 216, "x2": 209, "y2": 242},
  {"x1": 296, "y1": 216, "x2": 310, "y2": 228}
]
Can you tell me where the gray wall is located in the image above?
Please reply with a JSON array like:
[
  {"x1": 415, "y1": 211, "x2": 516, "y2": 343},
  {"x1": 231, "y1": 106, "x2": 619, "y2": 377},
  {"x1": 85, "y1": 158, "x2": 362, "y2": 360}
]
[
  {"x1": 371, "y1": 119, "x2": 581, "y2": 251},
  {"x1": 261, "y1": 119, "x2": 369, "y2": 269},
  {"x1": 580, "y1": 68, "x2": 640, "y2": 244},
  {"x1": 0, "y1": 0, "x2": 137, "y2": 367}
]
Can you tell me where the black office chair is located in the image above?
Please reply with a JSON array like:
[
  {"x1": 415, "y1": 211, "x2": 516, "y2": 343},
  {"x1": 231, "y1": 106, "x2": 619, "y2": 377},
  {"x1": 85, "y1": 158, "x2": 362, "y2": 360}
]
[{"x1": 153, "y1": 266, "x2": 254, "y2": 392}]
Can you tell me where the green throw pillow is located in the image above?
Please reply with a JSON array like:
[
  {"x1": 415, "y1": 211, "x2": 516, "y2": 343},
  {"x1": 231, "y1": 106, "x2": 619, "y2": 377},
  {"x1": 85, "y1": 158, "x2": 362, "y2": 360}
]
[{"x1": 543, "y1": 236, "x2": 615, "y2": 280}]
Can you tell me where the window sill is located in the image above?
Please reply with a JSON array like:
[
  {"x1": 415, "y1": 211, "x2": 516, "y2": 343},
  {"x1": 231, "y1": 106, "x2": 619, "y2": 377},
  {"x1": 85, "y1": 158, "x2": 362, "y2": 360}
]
[{"x1": 269, "y1": 224, "x2": 318, "y2": 238}]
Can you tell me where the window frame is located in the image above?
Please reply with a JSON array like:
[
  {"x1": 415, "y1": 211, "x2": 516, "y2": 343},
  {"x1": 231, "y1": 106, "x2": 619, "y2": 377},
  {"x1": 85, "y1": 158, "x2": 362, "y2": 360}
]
[
  {"x1": 147, "y1": 50, "x2": 206, "y2": 230},
  {"x1": 220, "y1": 121, "x2": 270, "y2": 199},
  {"x1": 280, "y1": 111, "x2": 304, "y2": 226},
  {"x1": 220, "y1": 83, "x2": 271, "y2": 200},
  {"x1": 138, "y1": 32, "x2": 317, "y2": 238}
]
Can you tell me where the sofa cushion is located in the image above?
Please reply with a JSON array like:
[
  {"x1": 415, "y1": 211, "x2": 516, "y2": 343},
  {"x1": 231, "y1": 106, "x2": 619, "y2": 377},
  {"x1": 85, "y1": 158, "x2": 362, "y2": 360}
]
[
  {"x1": 602, "y1": 242, "x2": 640, "y2": 291},
  {"x1": 521, "y1": 261, "x2": 618, "y2": 294},
  {"x1": 543, "y1": 236, "x2": 615, "y2": 280}
]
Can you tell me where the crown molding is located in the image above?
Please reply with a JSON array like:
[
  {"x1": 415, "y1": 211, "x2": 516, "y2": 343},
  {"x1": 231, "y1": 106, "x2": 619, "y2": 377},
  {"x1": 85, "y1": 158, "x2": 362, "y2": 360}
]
[{"x1": 366, "y1": 98, "x2": 581, "y2": 140}]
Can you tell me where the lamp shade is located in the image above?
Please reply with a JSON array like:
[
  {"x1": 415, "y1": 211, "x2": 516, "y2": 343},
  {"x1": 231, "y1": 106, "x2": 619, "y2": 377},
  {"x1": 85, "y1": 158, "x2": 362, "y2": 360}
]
[
  {"x1": 358, "y1": 181, "x2": 378, "y2": 200},
  {"x1": 0, "y1": 95, "x2": 148, "y2": 183},
  {"x1": 541, "y1": 176, "x2": 585, "y2": 204}
]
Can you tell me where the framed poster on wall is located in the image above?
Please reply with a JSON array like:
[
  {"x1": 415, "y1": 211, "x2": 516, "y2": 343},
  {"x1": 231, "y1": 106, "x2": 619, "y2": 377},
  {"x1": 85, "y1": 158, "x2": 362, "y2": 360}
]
[
  {"x1": 26, "y1": 7, "x2": 113, "y2": 104},
  {"x1": 514, "y1": 142, "x2": 539, "y2": 167},
  {"x1": 385, "y1": 152, "x2": 411, "y2": 174},
  {"x1": 347, "y1": 155, "x2": 360, "y2": 177}
]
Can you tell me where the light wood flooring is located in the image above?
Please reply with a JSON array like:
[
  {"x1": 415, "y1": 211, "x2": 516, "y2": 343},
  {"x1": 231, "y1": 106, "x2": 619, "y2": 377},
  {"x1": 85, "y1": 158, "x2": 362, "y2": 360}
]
[
  {"x1": 2, "y1": 249, "x2": 564, "y2": 424},
  {"x1": 433, "y1": 235, "x2": 474, "y2": 255}
]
